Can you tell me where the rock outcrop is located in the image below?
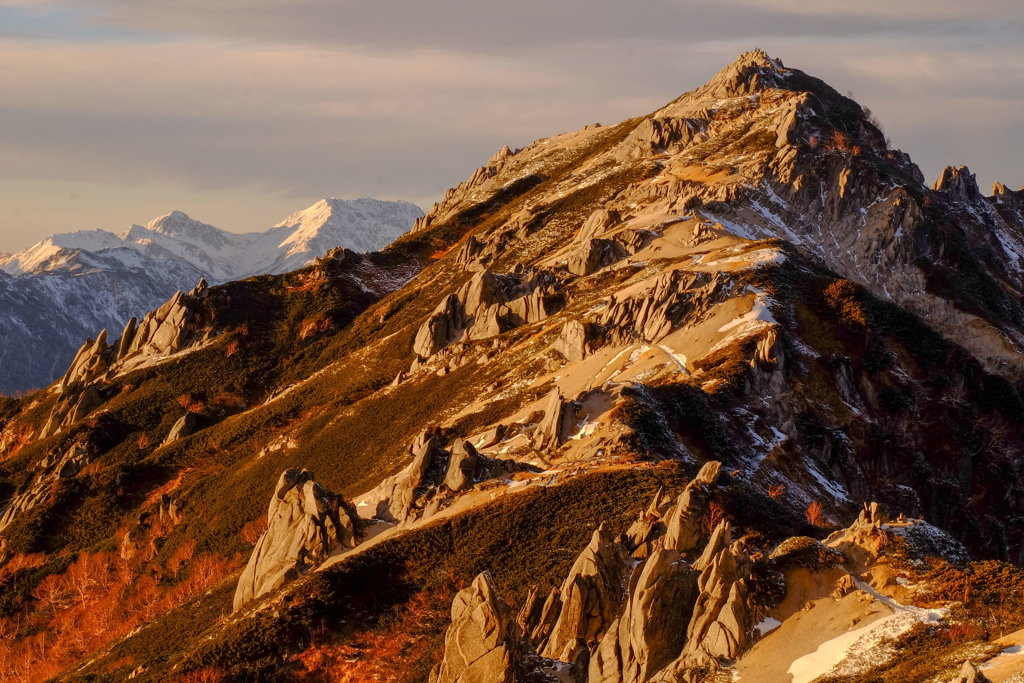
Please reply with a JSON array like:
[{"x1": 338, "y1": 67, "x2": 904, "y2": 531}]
[
  {"x1": 444, "y1": 440, "x2": 479, "y2": 492},
  {"x1": 674, "y1": 523, "x2": 754, "y2": 667},
  {"x1": 515, "y1": 462, "x2": 758, "y2": 680},
  {"x1": 562, "y1": 209, "x2": 658, "y2": 277},
  {"x1": 826, "y1": 501, "x2": 968, "y2": 567},
  {"x1": 950, "y1": 661, "x2": 992, "y2": 683},
  {"x1": 60, "y1": 289, "x2": 200, "y2": 391},
  {"x1": 41, "y1": 287, "x2": 210, "y2": 439},
  {"x1": 540, "y1": 526, "x2": 632, "y2": 664},
  {"x1": 567, "y1": 238, "x2": 629, "y2": 277},
  {"x1": 120, "y1": 514, "x2": 153, "y2": 563},
  {"x1": 532, "y1": 389, "x2": 577, "y2": 453},
  {"x1": 359, "y1": 431, "x2": 446, "y2": 523},
  {"x1": 430, "y1": 572, "x2": 521, "y2": 683},
  {"x1": 589, "y1": 548, "x2": 699, "y2": 683},
  {"x1": 233, "y1": 469, "x2": 355, "y2": 610},
  {"x1": 624, "y1": 489, "x2": 671, "y2": 558},
  {"x1": 59, "y1": 329, "x2": 111, "y2": 394},
  {"x1": 163, "y1": 412, "x2": 199, "y2": 446},
  {"x1": 0, "y1": 439, "x2": 93, "y2": 533},
  {"x1": 522, "y1": 587, "x2": 564, "y2": 656},
  {"x1": 598, "y1": 271, "x2": 723, "y2": 345},
  {"x1": 41, "y1": 382, "x2": 105, "y2": 439},
  {"x1": 553, "y1": 320, "x2": 592, "y2": 363},
  {"x1": 624, "y1": 461, "x2": 721, "y2": 558},
  {"x1": 414, "y1": 294, "x2": 468, "y2": 358},
  {"x1": 359, "y1": 431, "x2": 537, "y2": 524},
  {"x1": 613, "y1": 117, "x2": 706, "y2": 163},
  {"x1": 663, "y1": 461, "x2": 721, "y2": 554},
  {"x1": 933, "y1": 165, "x2": 982, "y2": 203},
  {"x1": 158, "y1": 493, "x2": 182, "y2": 526},
  {"x1": 413, "y1": 269, "x2": 550, "y2": 360}
]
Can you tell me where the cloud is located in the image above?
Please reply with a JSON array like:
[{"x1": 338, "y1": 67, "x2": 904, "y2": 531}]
[
  {"x1": 0, "y1": 37, "x2": 665, "y2": 189},
  {"x1": 14, "y1": 0, "x2": 1022, "y2": 53}
]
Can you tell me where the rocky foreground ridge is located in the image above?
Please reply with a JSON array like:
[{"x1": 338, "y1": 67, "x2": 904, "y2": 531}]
[
  {"x1": 0, "y1": 50, "x2": 1022, "y2": 682},
  {"x1": 426, "y1": 468, "x2": 976, "y2": 683}
]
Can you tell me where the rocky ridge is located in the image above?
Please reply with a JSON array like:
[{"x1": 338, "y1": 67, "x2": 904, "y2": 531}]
[{"x1": 413, "y1": 50, "x2": 1024, "y2": 376}]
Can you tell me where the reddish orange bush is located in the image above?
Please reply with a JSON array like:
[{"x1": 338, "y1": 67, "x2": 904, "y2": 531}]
[
  {"x1": 0, "y1": 548, "x2": 241, "y2": 682},
  {"x1": 0, "y1": 552, "x2": 46, "y2": 584},
  {"x1": 241, "y1": 514, "x2": 268, "y2": 546},
  {"x1": 177, "y1": 394, "x2": 206, "y2": 414},
  {"x1": 290, "y1": 584, "x2": 455, "y2": 683},
  {"x1": 172, "y1": 667, "x2": 225, "y2": 683},
  {"x1": 823, "y1": 279, "x2": 868, "y2": 326},
  {"x1": 300, "y1": 315, "x2": 334, "y2": 341},
  {"x1": 824, "y1": 130, "x2": 850, "y2": 152},
  {"x1": 806, "y1": 500, "x2": 826, "y2": 527},
  {"x1": 701, "y1": 501, "x2": 726, "y2": 535},
  {"x1": 166, "y1": 539, "x2": 196, "y2": 579}
]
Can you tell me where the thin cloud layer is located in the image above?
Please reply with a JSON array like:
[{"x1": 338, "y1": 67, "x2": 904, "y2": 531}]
[{"x1": 0, "y1": 1, "x2": 1021, "y2": 249}]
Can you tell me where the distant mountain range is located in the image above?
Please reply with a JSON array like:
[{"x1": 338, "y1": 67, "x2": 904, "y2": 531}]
[{"x1": 0, "y1": 198, "x2": 423, "y2": 394}]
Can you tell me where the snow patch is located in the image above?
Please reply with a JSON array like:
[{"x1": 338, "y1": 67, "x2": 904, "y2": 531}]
[
  {"x1": 807, "y1": 463, "x2": 851, "y2": 502},
  {"x1": 718, "y1": 300, "x2": 777, "y2": 333},
  {"x1": 656, "y1": 345, "x2": 690, "y2": 375},
  {"x1": 789, "y1": 582, "x2": 947, "y2": 683}
]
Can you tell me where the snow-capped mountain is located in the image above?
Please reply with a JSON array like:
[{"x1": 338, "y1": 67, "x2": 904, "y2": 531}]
[
  {"x1": 1, "y1": 198, "x2": 423, "y2": 281},
  {"x1": 0, "y1": 198, "x2": 423, "y2": 394}
]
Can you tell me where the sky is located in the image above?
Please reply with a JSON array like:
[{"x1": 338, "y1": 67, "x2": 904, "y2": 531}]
[{"x1": 0, "y1": 1, "x2": 1022, "y2": 253}]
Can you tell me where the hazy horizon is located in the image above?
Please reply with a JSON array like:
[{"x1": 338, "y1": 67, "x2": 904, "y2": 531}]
[{"x1": 1, "y1": 0, "x2": 1022, "y2": 253}]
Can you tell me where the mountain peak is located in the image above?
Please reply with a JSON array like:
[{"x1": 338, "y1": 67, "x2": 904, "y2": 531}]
[
  {"x1": 693, "y1": 48, "x2": 790, "y2": 99},
  {"x1": 725, "y1": 48, "x2": 787, "y2": 75},
  {"x1": 933, "y1": 165, "x2": 982, "y2": 202},
  {"x1": 275, "y1": 197, "x2": 424, "y2": 257},
  {"x1": 143, "y1": 210, "x2": 222, "y2": 239}
]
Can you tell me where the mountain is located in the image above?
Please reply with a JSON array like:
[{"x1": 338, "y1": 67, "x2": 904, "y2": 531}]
[
  {"x1": 0, "y1": 252, "x2": 208, "y2": 396},
  {"x1": 0, "y1": 198, "x2": 423, "y2": 394},
  {"x1": 2, "y1": 197, "x2": 424, "y2": 281},
  {"x1": 0, "y1": 50, "x2": 1022, "y2": 683}
]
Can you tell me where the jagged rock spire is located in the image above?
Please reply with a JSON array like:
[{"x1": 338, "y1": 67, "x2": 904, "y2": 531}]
[
  {"x1": 431, "y1": 572, "x2": 520, "y2": 683},
  {"x1": 540, "y1": 525, "x2": 632, "y2": 663},
  {"x1": 233, "y1": 469, "x2": 354, "y2": 611},
  {"x1": 992, "y1": 181, "x2": 1022, "y2": 211},
  {"x1": 933, "y1": 165, "x2": 982, "y2": 202},
  {"x1": 950, "y1": 660, "x2": 992, "y2": 683}
]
